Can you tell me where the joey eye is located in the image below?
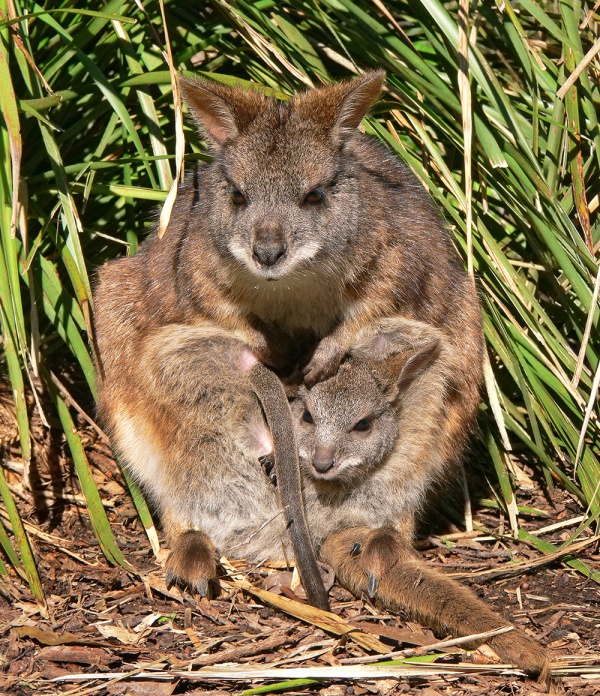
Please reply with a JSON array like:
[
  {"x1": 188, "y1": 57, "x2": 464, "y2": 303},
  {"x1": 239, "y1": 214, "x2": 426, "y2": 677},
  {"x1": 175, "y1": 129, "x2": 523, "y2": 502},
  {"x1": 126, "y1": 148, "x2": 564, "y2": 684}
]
[
  {"x1": 231, "y1": 190, "x2": 246, "y2": 206},
  {"x1": 303, "y1": 189, "x2": 323, "y2": 205},
  {"x1": 353, "y1": 418, "x2": 371, "y2": 433},
  {"x1": 302, "y1": 409, "x2": 314, "y2": 424}
]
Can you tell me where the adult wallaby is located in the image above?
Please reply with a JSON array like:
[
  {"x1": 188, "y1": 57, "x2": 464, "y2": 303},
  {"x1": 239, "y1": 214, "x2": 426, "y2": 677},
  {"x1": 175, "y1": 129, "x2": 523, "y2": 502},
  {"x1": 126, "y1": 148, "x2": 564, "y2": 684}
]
[
  {"x1": 291, "y1": 318, "x2": 548, "y2": 678},
  {"x1": 94, "y1": 71, "x2": 488, "y2": 644}
]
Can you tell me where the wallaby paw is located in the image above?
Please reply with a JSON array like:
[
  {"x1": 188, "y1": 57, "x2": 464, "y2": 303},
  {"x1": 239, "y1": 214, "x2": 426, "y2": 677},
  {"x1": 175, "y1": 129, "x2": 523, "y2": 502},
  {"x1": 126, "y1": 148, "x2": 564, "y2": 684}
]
[
  {"x1": 303, "y1": 339, "x2": 346, "y2": 387},
  {"x1": 258, "y1": 452, "x2": 276, "y2": 483},
  {"x1": 358, "y1": 528, "x2": 403, "y2": 598},
  {"x1": 489, "y1": 629, "x2": 550, "y2": 681},
  {"x1": 320, "y1": 527, "x2": 405, "y2": 599},
  {"x1": 165, "y1": 529, "x2": 218, "y2": 596}
]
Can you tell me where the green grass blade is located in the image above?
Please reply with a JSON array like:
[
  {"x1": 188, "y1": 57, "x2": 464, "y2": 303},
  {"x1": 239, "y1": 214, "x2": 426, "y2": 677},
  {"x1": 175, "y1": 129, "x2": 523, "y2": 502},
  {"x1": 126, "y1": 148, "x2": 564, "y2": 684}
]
[
  {"x1": 0, "y1": 466, "x2": 47, "y2": 611},
  {"x1": 45, "y1": 370, "x2": 131, "y2": 570}
]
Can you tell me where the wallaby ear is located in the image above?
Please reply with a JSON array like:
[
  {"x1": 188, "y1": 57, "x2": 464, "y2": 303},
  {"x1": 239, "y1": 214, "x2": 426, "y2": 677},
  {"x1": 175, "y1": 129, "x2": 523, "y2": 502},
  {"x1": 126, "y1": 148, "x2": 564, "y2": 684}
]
[
  {"x1": 293, "y1": 70, "x2": 385, "y2": 138},
  {"x1": 335, "y1": 70, "x2": 386, "y2": 133},
  {"x1": 369, "y1": 337, "x2": 440, "y2": 404},
  {"x1": 349, "y1": 317, "x2": 442, "y2": 399},
  {"x1": 396, "y1": 338, "x2": 441, "y2": 390},
  {"x1": 350, "y1": 317, "x2": 441, "y2": 362},
  {"x1": 180, "y1": 77, "x2": 266, "y2": 146}
]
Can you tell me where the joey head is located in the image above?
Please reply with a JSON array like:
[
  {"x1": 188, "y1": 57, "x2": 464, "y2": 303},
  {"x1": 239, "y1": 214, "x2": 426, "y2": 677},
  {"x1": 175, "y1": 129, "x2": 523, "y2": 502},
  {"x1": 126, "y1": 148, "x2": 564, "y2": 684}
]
[{"x1": 295, "y1": 321, "x2": 441, "y2": 486}]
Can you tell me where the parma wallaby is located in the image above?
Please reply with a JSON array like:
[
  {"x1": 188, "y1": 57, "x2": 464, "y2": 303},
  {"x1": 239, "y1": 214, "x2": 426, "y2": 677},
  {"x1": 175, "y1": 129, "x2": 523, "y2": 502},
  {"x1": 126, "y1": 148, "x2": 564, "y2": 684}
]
[
  {"x1": 293, "y1": 318, "x2": 548, "y2": 677},
  {"x1": 93, "y1": 72, "x2": 492, "y2": 652}
]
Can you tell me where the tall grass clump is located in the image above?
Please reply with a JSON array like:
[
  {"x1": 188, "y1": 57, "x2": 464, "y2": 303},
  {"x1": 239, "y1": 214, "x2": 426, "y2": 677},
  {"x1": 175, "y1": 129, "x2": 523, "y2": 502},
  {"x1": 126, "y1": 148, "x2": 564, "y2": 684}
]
[{"x1": 1, "y1": 0, "x2": 599, "y2": 600}]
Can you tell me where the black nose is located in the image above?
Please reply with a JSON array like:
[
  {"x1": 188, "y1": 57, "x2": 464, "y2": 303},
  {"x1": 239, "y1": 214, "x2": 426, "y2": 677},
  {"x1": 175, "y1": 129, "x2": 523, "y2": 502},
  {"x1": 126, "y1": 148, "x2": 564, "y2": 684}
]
[
  {"x1": 253, "y1": 242, "x2": 287, "y2": 267},
  {"x1": 313, "y1": 447, "x2": 336, "y2": 473}
]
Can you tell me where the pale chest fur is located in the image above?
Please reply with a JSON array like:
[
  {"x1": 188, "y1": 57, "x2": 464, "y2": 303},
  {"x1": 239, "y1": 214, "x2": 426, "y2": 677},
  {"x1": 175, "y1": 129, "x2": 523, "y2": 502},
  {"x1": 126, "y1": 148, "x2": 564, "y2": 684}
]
[{"x1": 226, "y1": 269, "x2": 347, "y2": 335}]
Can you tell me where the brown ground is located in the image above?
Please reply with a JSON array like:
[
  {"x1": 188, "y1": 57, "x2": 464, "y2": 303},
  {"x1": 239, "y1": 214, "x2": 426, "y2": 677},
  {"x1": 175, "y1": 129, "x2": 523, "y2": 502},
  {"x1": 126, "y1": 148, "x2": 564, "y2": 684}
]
[{"x1": 0, "y1": 386, "x2": 599, "y2": 696}]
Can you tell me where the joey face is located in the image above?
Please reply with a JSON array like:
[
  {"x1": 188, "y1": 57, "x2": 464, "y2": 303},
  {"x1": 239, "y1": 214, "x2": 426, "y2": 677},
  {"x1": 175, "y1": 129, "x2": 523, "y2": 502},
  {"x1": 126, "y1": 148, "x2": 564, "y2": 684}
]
[{"x1": 292, "y1": 361, "x2": 399, "y2": 485}]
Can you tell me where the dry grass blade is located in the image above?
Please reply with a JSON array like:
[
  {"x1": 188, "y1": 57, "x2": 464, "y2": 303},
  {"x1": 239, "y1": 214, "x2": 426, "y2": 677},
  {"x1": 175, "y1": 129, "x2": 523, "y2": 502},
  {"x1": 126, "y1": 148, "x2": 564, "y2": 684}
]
[
  {"x1": 52, "y1": 662, "x2": 530, "y2": 684},
  {"x1": 557, "y1": 36, "x2": 600, "y2": 99},
  {"x1": 572, "y1": 264, "x2": 600, "y2": 388},
  {"x1": 156, "y1": 0, "x2": 184, "y2": 238},
  {"x1": 340, "y1": 625, "x2": 514, "y2": 664},
  {"x1": 450, "y1": 535, "x2": 600, "y2": 579},
  {"x1": 575, "y1": 358, "x2": 600, "y2": 471},
  {"x1": 222, "y1": 573, "x2": 389, "y2": 653},
  {"x1": 458, "y1": 0, "x2": 473, "y2": 277}
]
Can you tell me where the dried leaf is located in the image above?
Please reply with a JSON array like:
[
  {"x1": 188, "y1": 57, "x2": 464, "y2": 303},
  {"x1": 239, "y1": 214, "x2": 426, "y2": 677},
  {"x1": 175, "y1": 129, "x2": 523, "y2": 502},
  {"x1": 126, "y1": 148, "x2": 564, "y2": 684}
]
[
  {"x1": 36, "y1": 645, "x2": 112, "y2": 665},
  {"x1": 95, "y1": 623, "x2": 144, "y2": 645},
  {"x1": 14, "y1": 625, "x2": 107, "y2": 647}
]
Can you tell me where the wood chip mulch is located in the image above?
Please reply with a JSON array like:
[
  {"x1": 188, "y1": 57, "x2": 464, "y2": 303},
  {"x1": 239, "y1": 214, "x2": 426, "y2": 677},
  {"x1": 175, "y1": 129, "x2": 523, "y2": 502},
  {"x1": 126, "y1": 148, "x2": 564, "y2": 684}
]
[{"x1": 0, "y1": 387, "x2": 599, "y2": 696}]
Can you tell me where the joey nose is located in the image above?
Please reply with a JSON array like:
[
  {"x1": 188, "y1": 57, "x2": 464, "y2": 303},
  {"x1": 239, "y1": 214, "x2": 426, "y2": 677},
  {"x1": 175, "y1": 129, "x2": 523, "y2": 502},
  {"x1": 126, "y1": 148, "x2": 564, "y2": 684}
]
[
  {"x1": 253, "y1": 241, "x2": 287, "y2": 267},
  {"x1": 313, "y1": 446, "x2": 336, "y2": 473}
]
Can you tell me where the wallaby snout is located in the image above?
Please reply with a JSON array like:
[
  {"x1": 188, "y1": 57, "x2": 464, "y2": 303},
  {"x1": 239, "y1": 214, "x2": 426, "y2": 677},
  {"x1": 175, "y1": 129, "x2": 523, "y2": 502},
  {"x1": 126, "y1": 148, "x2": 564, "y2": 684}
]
[
  {"x1": 312, "y1": 445, "x2": 336, "y2": 474},
  {"x1": 253, "y1": 220, "x2": 288, "y2": 268}
]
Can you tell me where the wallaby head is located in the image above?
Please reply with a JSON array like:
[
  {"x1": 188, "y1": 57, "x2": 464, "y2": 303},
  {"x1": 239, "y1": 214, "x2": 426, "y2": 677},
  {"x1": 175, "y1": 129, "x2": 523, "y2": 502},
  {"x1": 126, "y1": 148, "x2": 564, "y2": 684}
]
[
  {"x1": 293, "y1": 320, "x2": 442, "y2": 484},
  {"x1": 180, "y1": 71, "x2": 384, "y2": 283}
]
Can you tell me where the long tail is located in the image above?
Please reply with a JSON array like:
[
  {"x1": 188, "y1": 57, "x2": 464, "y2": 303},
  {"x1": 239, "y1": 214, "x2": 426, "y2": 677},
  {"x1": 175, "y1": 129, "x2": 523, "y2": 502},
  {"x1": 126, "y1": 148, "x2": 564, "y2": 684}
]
[{"x1": 249, "y1": 363, "x2": 330, "y2": 611}]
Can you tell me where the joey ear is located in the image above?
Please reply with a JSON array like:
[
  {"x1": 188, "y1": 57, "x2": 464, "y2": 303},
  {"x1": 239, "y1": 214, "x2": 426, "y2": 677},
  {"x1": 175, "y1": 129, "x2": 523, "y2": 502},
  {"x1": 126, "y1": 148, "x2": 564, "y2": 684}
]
[
  {"x1": 396, "y1": 338, "x2": 441, "y2": 390},
  {"x1": 372, "y1": 337, "x2": 440, "y2": 403},
  {"x1": 180, "y1": 77, "x2": 266, "y2": 146},
  {"x1": 293, "y1": 70, "x2": 385, "y2": 137},
  {"x1": 350, "y1": 317, "x2": 441, "y2": 362}
]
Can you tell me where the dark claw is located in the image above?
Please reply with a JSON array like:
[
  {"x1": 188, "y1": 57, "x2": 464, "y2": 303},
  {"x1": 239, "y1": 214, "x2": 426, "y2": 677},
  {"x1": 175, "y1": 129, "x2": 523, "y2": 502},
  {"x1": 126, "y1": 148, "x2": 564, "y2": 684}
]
[
  {"x1": 193, "y1": 578, "x2": 209, "y2": 597},
  {"x1": 165, "y1": 569, "x2": 208, "y2": 597},
  {"x1": 350, "y1": 542, "x2": 362, "y2": 557},
  {"x1": 367, "y1": 573, "x2": 379, "y2": 598},
  {"x1": 259, "y1": 453, "x2": 275, "y2": 477}
]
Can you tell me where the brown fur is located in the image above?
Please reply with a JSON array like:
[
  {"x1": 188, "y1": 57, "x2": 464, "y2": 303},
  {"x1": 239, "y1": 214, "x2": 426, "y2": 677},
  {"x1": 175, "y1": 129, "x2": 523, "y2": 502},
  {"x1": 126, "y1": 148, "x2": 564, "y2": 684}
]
[
  {"x1": 320, "y1": 527, "x2": 549, "y2": 679},
  {"x1": 292, "y1": 319, "x2": 548, "y2": 679},
  {"x1": 164, "y1": 527, "x2": 218, "y2": 597}
]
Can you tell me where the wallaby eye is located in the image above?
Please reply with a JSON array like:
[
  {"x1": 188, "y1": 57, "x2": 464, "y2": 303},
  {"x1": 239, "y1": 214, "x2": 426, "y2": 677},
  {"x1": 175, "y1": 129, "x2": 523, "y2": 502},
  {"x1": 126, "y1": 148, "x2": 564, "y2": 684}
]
[
  {"x1": 302, "y1": 409, "x2": 314, "y2": 424},
  {"x1": 353, "y1": 418, "x2": 371, "y2": 432},
  {"x1": 303, "y1": 189, "x2": 323, "y2": 205},
  {"x1": 231, "y1": 190, "x2": 246, "y2": 206}
]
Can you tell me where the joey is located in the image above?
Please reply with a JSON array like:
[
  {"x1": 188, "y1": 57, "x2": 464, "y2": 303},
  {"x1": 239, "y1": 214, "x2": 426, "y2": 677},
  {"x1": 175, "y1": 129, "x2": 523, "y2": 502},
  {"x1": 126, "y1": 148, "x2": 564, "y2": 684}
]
[
  {"x1": 293, "y1": 317, "x2": 448, "y2": 548},
  {"x1": 291, "y1": 318, "x2": 548, "y2": 679}
]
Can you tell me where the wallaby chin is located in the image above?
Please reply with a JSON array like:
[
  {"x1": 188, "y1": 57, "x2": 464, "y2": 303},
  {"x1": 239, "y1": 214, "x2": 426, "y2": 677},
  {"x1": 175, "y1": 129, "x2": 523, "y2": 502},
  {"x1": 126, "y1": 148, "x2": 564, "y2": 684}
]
[{"x1": 230, "y1": 264, "x2": 344, "y2": 334}]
